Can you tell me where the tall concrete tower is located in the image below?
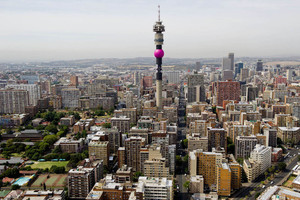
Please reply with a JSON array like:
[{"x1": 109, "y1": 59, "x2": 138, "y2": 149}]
[{"x1": 153, "y1": 5, "x2": 165, "y2": 111}]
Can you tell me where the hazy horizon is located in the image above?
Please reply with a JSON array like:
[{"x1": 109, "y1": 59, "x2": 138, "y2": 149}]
[{"x1": 1, "y1": 0, "x2": 300, "y2": 62}]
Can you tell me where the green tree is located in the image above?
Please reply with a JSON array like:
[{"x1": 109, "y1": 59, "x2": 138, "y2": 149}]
[
  {"x1": 227, "y1": 144, "x2": 235, "y2": 155},
  {"x1": 255, "y1": 192, "x2": 261, "y2": 198},
  {"x1": 102, "y1": 123, "x2": 111, "y2": 128},
  {"x1": 133, "y1": 171, "x2": 143, "y2": 182},
  {"x1": 264, "y1": 171, "x2": 268, "y2": 179},
  {"x1": 183, "y1": 181, "x2": 190, "y2": 191},
  {"x1": 45, "y1": 124, "x2": 58, "y2": 134},
  {"x1": 182, "y1": 139, "x2": 188, "y2": 149},
  {"x1": 11, "y1": 184, "x2": 21, "y2": 190},
  {"x1": 278, "y1": 162, "x2": 287, "y2": 171},
  {"x1": 43, "y1": 135, "x2": 58, "y2": 145}
]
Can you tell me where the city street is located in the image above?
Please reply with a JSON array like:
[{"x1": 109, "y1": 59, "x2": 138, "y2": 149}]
[{"x1": 231, "y1": 148, "x2": 299, "y2": 199}]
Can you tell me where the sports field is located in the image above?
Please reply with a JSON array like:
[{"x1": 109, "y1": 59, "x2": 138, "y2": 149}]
[
  {"x1": 30, "y1": 161, "x2": 69, "y2": 170},
  {"x1": 31, "y1": 174, "x2": 67, "y2": 188}
]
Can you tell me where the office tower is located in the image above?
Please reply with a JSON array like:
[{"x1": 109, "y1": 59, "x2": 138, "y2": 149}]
[
  {"x1": 222, "y1": 70, "x2": 234, "y2": 81},
  {"x1": 235, "y1": 62, "x2": 243, "y2": 77},
  {"x1": 124, "y1": 137, "x2": 145, "y2": 172},
  {"x1": 61, "y1": 88, "x2": 80, "y2": 108},
  {"x1": 136, "y1": 177, "x2": 173, "y2": 200},
  {"x1": 111, "y1": 116, "x2": 130, "y2": 134},
  {"x1": 125, "y1": 91, "x2": 134, "y2": 108},
  {"x1": 222, "y1": 58, "x2": 231, "y2": 71},
  {"x1": 228, "y1": 53, "x2": 234, "y2": 70},
  {"x1": 133, "y1": 71, "x2": 141, "y2": 86},
  {"x1": 70, "y1": 75, "x2": 78, "y2": 87},
  {"x1": 0, "y1": 89, "x2": 29, "y2": 114},
  {"x1": 287, "y1": 69, "x2": 293, "y2": 81},
  {"x1": 256, "y1": 60, "x2": 263, "y2": 71},
  {"x1": 196, "y1": 62, "x2": 201, "y2": 71},
  {"x1": 249, "y1": 144, "x2": 272, "y2": 175},
  {"x1": 141, "y1": 76, "x2": 153, "y2": 89},
  {"x1": 213, "y1": 81, "x2": 240, "y2": 106},
  {"x1": 207, "y1": 128, "x2": 227, "y2": 152},
  {"x1": 240, "y1": 68, "x2": 249, "y2": 82},
  {"x1": 88, "y1": 141, "x2": 109, "y2": 166},
  {"x1": 153, "y1": 6, "x2": 165, "y2": 111},
  {"x1": 6, "y1": 84, "x2": 41, "y2": 106},
  {"x1": 246, "y1": 86, "x2": 259, "y2": 102},
  {"x1": 235, "y1": 136, "x2": 258, "y2": 159},
  {"x1": 217, "y1": 163, "x2": 231, "y2": 196},
  {"x1": 189, "y1": 149, "x2": 222, "y2": 187},
  {"x1": 164, "y1": 71, "x2": 180, "y2": 84},
  {"x1": 187, "y1": 72, "x2": 206, "y2": 103}
]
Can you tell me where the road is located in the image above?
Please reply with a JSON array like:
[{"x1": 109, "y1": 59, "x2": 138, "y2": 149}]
[
  {"x1": 231, "y1": 148, "x2": 299, "y2": 199},
  {"x1": 176, "y1": 174, "x2": 190, "y2": 200}
]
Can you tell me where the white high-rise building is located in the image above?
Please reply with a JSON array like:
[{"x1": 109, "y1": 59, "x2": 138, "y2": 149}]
[
  {"x1": 0, "y1": 89, "x2": 29, "y2": 114},
  {"x1": 6, "y1": 84, "x2": 41, "y2": 106},
  {"x1": 164, "y1": 71, "x2": 180, "y2": 84},
  {"x1": 136, "y1": 176, "x2": 173, "y2": 200},
  {"x1": 287, "y1": 69, "x2": 293, "y2": 81},
  {"x1": 250, "y1": 144, "x2": 272, "y2": 174}
]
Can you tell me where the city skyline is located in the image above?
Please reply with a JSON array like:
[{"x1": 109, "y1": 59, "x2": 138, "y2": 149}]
[{"x1": 1, "y1": 0, "x2": 300, "y2": 62}]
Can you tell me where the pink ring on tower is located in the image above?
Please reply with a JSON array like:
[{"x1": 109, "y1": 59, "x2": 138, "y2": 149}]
[{"x1": 154, "y1": 49, "x2": 164, "y2": 58}]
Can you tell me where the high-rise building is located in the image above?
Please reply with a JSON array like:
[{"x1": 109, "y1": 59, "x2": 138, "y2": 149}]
[
  {"x1": 88, "y1": 141, "x2": 109, "y2": 166},
  {"x1": 217, "y1": 163, "x2": 231, "y2": 196},
  {"x1": 256, "y1": 60, "x2": 263, "y2": 71},
  {"x1": 164, "y1": 71, "x2": 180, "y2": 84},
  {"x1": 235, "y1": 62, "x2": 243, "y2": 77},
  {"x1": 0, "y1": 89, "x2": 29, "y2": 114},
  {"x1": 287, "y1": 69, "x2": 293, "y2": 81},
  {"x1": 68, "y1": 159, "x2": 103, "y2": 200},
  {"x1": 136, "y1": 177, "x2": 173, "y2": 200},
  {"x1": 189, "y1": 149, "x2": 222, "y2": 187},
  {"x1": 246, "y1": 86, "x2": 259, "y2": 102},
  {"x1": 207, "y1": 128, "x2": 227, "y2": 152},
  {"x1": 228, "y1": 53, "x2": 234, "y2": 71},
  {"x1": 61, "y1": 88, "x2": 80, "y2": 108},
  {"x1": 124, "y1": 137, "x2": 145, "y2": 172},
  {"x1": 222, "y1": 70, "x2": 234, "y2": 81},
  {"x1": 6, "y1": 84, "x2": 41, "y2": 106},
  {"x1": 213, "y1": 80, "x2": 240, "y2": 106},
  {"x1": 141, "y1": 76, "x2": 153, "y2": 89},
  {"x1": 111, "y1": 116, "x2": 130, "y2": 134},
  {"x1": 70, "y1": 75, "x2": 79, "y2": 87},
  {"x1": 133, "y1": 71, "x2": 141, "y2": 86},
  {"x1": 235, "y1": 136, "x2": 258, "y2": 159},
  {"x1": 250, "y1": 144, "x2": 272, "y2": 174},
  {"x1": 244, "y1": 144, "x2": 271, "y2": 182},
  {"x1": 187, "y1": 72, "x2": 205, "y2": 103}
]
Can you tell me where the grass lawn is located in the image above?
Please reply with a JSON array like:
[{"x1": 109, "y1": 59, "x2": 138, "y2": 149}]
[
  {"x1": 56, "y1": 175, "x2": 67, "y2": 186},
  {"x1": 32, "y1": 175, "x2": 47, "y2": 187},
  {"x1": 283, "y1": 175, "x2": 296, "y2": 188},
  {"x1": 45, "y1": 176, "x2": 57, "y2": 186},
  {"x1": 30, "y1": 161, "x2": 69, "y2": 170}
]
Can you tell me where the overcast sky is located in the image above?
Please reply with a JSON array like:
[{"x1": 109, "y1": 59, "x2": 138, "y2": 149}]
[{"x1": 0, "y1": 0, "x2": 299, "y2": 62}]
